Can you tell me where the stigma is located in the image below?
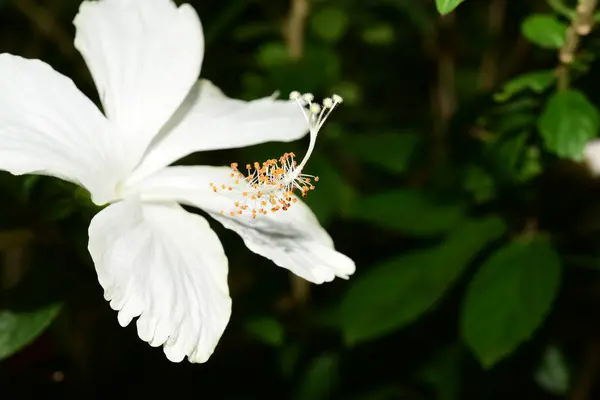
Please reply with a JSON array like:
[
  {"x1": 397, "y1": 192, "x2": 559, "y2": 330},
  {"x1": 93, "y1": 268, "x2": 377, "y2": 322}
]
[{"x1": 211, "y1": 91, "x2": 343, "y2": 218}]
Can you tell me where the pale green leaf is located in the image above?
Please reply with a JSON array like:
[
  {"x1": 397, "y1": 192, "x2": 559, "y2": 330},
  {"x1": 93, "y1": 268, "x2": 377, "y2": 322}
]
[
  {"x1": 521, "y1": 15, "x2": 567, "y2": 49},
  {"x1": 494, "y1": 70, "x2": 556, "y2": 102},
  {"x1": 538, "y1": 90, "x2": 600, "y2": 161},
  {"x1": 535, "y1": 345, "x2": 571, "y2": 396},
  {"x1": 435, "y1": 0, "x2": 465, "y2": 15}
]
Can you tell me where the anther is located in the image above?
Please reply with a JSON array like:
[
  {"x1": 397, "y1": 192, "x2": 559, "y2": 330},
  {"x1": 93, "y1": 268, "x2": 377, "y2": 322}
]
[{"x1": 303, "y1": 93, "x2": 314, "y2": 102}]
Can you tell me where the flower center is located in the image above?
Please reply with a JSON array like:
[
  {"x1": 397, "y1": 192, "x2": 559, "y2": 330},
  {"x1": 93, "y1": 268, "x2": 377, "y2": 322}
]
[{"x1": 210, "y1": 91, "x2": 343, "y2": 219}]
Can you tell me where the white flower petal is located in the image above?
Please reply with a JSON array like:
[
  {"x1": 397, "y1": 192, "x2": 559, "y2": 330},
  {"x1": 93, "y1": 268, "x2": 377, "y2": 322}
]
[
  {"x1": 74, "y1": 0, "x2": 203, "y2": 164},
  {"x1": 584, "y1": 139, "x2": 600, "y2": 175},
  {"x1": 88, "y1": 197, "x2": 231, "y2": 363},
  {"x1": 132, "y1": 166, "x2": 356, "y2": 284},
  {"x1": 128, "y1": 80, "x2": 309, "y2": 183},
  {"x1": 0, "y1": 54, "x2": 124, "y2": 204}
]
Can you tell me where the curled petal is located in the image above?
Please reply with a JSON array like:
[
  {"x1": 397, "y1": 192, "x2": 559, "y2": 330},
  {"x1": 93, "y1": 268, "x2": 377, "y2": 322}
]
[{"x1": 88, "y1": 197, "x2": 231, "y2": 363}]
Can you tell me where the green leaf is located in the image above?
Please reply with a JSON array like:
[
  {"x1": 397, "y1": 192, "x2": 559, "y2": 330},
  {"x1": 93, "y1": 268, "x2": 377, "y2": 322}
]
[
  {"x1": 518, "y1": 146, "x2": 543, "y2": 182},
  {"x1": 344, "y1": 132, "x2": 420, "y2": 174},
  {"x1": 463, "y1": 166, "x2": 495, "y2": 204},
  {"x1": 535, "y1": 345, "x2": 571, "y2": 396},
  {"x1": 330, "y1": 81, "x2": 362, "y2": 106},
  {"x1": 310, "y1": 7, "x2": 349, "y2": 43},
  {"x1": 294, "y1": 354, "x2": 339, "y2": 400},
  {"x1": 256, "y1": 43, "x2": 340, "y2": 94},
  {"x1": 245, "y1": 317, "x2": 284, "y2": 346},
  {"x1": 538, "y1": 90, "x2": 600, "y2": 161},
  {"x1": 461, "y1": 238, "x2": 562, "y2": 368},
  {"x1": 361, "y1": 23, "x2": 395, "y2": 45},
  {"x1": 340, "y1": 217, "x2": 506, "y2": 345},
  {"x1": 494, "y1": 70, "x2": 556, "y2": 102},
  {"x1": 348, "y1": 190, "x2": 465, "y2": 237},
  {"x1": 417, "y1": 346, "x2": 461, "y2": 400},
  {"x1": 487, "y1": 132, "x2": 529, "y2": 181},
  {"x1": 256, "y1": 42, "x2": 290, "y2": 69},
  {"x1": 521, "y1": 14, "x2": 568, "y2": 49},
  {"x1": 435, "y1": 0, "x2": 465, "y2": 15},
  {"x1": 0, "y1": 303, "x2": 62, "y2": 360}
]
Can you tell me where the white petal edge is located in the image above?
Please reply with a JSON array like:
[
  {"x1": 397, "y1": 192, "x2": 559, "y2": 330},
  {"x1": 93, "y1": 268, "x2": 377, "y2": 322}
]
[
  {"x1": 88, "y1": 197, "x2": 231, "y2": 363},
  {"x1": 74, "y1": 0, "x2": 204, "y2": 165},
  {"x1": 584, "y1": 139, "x2": 600, "y2": 175},
  {"x1": 0, "y1": 54, "x2": 124, "y2": 205},
  {"x1": 128, "y1": 80, "x2": 310, "y2": 184},
  {"x1": 131, "y1": 166, "x2": 356, "y2": 284}
]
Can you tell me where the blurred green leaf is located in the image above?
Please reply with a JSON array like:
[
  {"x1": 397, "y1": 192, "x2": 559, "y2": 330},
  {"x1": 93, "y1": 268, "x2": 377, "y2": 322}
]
[
  {"x1": 340, "y1": 217, "x2": 506, "y2": 345},
  {"x1": 461, "y1": 237, "x2": 562, "y2": 368},
  {"x1": 535, "y1": 345, "x2": 570, "y2": 395},
  {"x1": 305, "y1": 154, "x2": 356, "y2": 226},
  {"x1": 517, "y1": 146, "x2": 543, "y2": 182},
  {"x1": 463, "y1": 166, "x2": 495, "y2": 204},
  {"x1": 521, "y1": 14, "x2": 568, "y2": 48},
  {"x1": 361, "y1": 24, "x2": 395, "y2": 45},
  {"x1": 311, "y1": 7, "x2": 349, "y2": 43},
  {"x1": 294, "y1": 354, "x2": 339, "y2": 400},
  {"x1": 344, "y1": 132, "x2": 420, "y2": 174},
  {"x1": 256, "y1": 43, "x2": 340, "y2": 94},
  {"x1": 256, "y1": 42, "x2": 289, "y2": 69},
  {"x1": 487, "y1": 133, "x2": 542, "y2": 183},
  {"x1": 233, "y1": 22, "x2": 276, "y2": 41},
  {"x1": 435, "y1": 0, "x2": 465, "y2": 15},
  {"x1": 20, "y1": 175, "x2": 42, "y2": 202},
  {"x1": 494, "y1": 70, "x2": 556, "y2": 102},
  {"x1": 417, "y1": 346, "x2": 461, "y2": 400},
  {"x1": 245, "y1": 317, "x2": 284, "y2": 347},
  {"x1": 538, "y1": 90, "x2": 600, "y2": 161},
  {"x1": 279, "y1": 343, "x2": 301, "y2": 379},
  {"x1": 0, "y1": 303, "x2": 62, "y2": 360},
  {"x1": 354, "y1": 386, "x2": 402, "y2": 400},
  {"x1": 489, "y1": 132, "x2": 528, "y2": 177},
  {"x1": 548, "y1": 0, "x2": 575, "y2": 19},
  {"x1": 331, "y1": 81, "x2": 361, "y2": 106},
  {"x1": 348, "y1": 190, "x2": 465, "y2": 237}
]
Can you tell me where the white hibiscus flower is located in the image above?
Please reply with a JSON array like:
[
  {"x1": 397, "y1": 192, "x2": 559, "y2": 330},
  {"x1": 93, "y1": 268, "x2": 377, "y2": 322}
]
[{"x1": 0, "y1": 0, "x2": 355, "y2": 363}]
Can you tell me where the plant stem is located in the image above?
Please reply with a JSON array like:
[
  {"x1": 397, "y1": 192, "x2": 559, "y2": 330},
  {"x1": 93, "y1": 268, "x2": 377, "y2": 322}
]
[{"x1": 557, "y1": 0, "x2": 599, "y2": 90}]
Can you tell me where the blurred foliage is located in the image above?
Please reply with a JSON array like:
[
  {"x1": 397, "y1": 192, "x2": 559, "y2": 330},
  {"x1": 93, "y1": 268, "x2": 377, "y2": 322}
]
[{"x1": 4, "y1": 0, "x2": 600, "y2": 399}]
